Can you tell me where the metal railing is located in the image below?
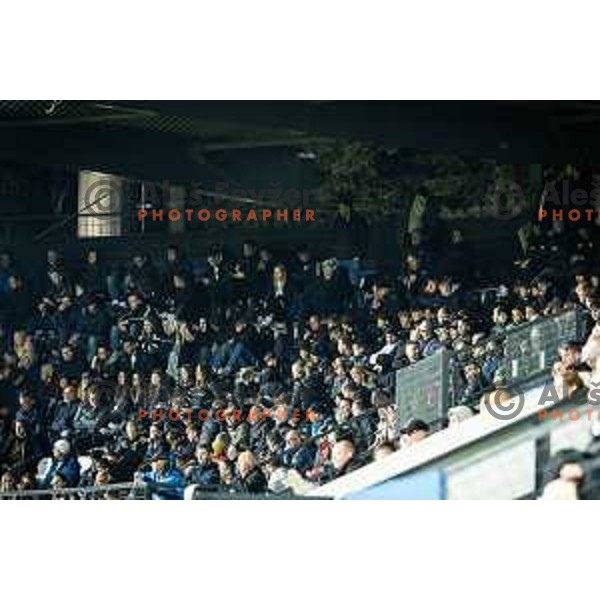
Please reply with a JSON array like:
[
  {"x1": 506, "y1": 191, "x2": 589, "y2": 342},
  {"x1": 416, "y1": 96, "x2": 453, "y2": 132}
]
[
  {"x1": 503, "y1": 309, "x2": 583, "y2": 381},
  {"x1": 0, "y1": 482, "x2": 147, "y2": 500},
  {"x1": 0, "y1": 481, "x2": 331, "y2": 500},
  {"x1": 395, "y1": 307, "x2": 587, "y2": 429}
]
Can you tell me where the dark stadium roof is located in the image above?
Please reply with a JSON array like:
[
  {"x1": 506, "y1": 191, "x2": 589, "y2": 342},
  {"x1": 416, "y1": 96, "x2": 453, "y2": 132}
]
[{"x1": 1, "y1": 100, "x2": 600, "y2": 181}]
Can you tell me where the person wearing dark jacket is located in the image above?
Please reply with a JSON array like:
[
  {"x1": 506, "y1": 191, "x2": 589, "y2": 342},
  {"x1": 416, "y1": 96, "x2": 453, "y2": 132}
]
[
  {"x1": 54, "y1": 295, "x2": 82, "y2": 349},
  {"x1": 48, "y1": 385, "x2": 79, "y2": 441},
  {"x1": 14, "y1": 388, "x2": 42, "y2": 436},
  {"x1": 80, "y1": 249, "x2": 108, "y2": 295},
  {"x1": 306, "y1": 259, "x2": 353, "y2": 316},
  {"x1": 112, "y1": 420, "x2": 147, "y2": 481},
  {"x1": 125, "y1": 254, "x2": 159, "y2": 298},
  {"x1": 136, "y1": 453, "x2": 184, "y2": 500},
  {"x1": 235, "y1": 450, "x2": 268, "y2": 494},
  {"x1": 1, "y1": 274, "x2": 32, "y2": 331},
  {"x1": 159, "y1": 246, "x2": 193, "y2": 295},
  {"x1": 4, "y1": 419, "x2": 44, "y2": 477},
  {"x1": 107, "y1": 372, "x2": 134, "y2": 426},
  {"x1": 239, "y1": 240, "x2": 260, "y2": 286},
  {"x1": 350, "y1": 399, "x2": 378, "y2": 453},
  {"x1": 55, "y1": 345, "x2": 86, "y2": 382},
  {"x1": 73, "y1": 386, "x2": 110, "y2": 448},
  {"x1": 212, "y1": 320, "x2": 258, "y2": 375},
  {"x1": 324, "y1": 438, "x2": 363, "y2": 481},
  {"x1": 289, "y1": 245, "x2": 318, "y2": 298},
  {"x1": 27, "y1": 298, "x2": 59, "y2": 348},
  {"x1": 81, "y1": 298, "x2": 112, "y2": 358},
  {"x1": 185, "y1": 445, "x2": 220, "y2": 487},
  {"x1": 264, "y1": 264, "x2": 299, "y2": 323},
  {"x1": 332, "y1": 200, "x2": 369, "y2": 259},
  {"x1": 281, "y1": 429, "x2": 304, "y2": 468}
]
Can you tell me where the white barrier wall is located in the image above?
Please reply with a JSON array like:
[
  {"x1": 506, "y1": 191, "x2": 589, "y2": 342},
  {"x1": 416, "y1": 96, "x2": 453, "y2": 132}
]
[{"x1": 310, "y1": 383, "x2": 593, "y2": 500}]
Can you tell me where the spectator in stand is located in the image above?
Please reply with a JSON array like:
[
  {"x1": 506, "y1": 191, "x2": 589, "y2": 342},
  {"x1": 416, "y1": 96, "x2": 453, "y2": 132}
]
[
  {"x1": 40, "y1": 439, "x2": 80, "y2": 488},
  {"x1": 235, "y1": 450, "x2": 268, "y2": 493},
  {"x1": 399, "y1": 419, "x2": 430, "y2": 448},
  {"x1": 0, "y1": 194, "x2": 597, "y2": 499},
  {"x1": 185, "y1": 444, "x2": 220, "y2": 487},
  {"x1": 136, "y1": 452, "x2": 184, "y2": 500}
]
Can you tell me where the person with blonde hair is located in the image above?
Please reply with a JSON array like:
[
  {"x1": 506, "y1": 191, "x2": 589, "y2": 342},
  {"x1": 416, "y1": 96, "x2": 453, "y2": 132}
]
[
  {"x1": 235, "y1": 450, "x2": 267, "y2": 494},
  {"x1": 13, "y1": 329, "x2": 35, "y2": 370}
]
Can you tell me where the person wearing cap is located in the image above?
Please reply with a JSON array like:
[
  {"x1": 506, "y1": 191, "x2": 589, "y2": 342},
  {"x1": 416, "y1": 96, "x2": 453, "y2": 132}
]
[
  {"x1": 136, "y1": 452, "x2": 184, "y2": 500},
  {"x1": 40, "y1": 439, "x2": 81, "y2": 489},
  {"x1": 399, "y1": 419, "x2": 430, "y2": 448}
]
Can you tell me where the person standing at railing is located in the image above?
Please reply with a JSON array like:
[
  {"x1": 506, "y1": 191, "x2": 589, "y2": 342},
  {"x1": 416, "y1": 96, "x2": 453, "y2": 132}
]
[{"x1": 332, "y1": 199, "x2": 369, "y2": 261}]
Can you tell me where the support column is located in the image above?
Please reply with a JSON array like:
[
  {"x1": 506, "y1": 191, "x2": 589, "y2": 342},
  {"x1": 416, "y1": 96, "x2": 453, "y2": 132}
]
[{"x1": 168, "y1": 184, "x2": 186, "y2": 235}]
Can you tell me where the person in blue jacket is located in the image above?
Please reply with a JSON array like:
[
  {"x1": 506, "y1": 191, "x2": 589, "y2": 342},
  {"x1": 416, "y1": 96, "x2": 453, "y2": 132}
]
[
  {"x1": 41, "y1": 439, "x2": 81, "y2": 488},
  {"x1": 136, "y1": 453, "x2": 184, "y2": 500}
]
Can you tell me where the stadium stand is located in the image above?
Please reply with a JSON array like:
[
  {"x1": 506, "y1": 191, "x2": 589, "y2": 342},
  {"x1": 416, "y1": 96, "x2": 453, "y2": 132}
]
[{"x1": 1, "y1": 136, "x2": 599, "y2": 499}]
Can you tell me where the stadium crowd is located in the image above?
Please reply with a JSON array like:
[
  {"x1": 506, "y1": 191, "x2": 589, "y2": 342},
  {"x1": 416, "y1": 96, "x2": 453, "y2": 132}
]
[{"x1": 0, "y1": 193, "x2": 599, "y2": 499}]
